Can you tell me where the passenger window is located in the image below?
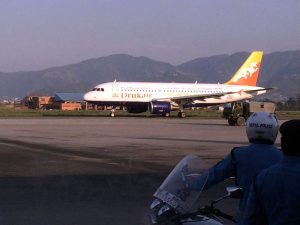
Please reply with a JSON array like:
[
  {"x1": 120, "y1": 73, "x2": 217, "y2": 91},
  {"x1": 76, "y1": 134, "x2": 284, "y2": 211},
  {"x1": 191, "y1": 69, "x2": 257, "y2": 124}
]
[{"x1": 101, "y1": 88, "x2": 104, "y2": 92}]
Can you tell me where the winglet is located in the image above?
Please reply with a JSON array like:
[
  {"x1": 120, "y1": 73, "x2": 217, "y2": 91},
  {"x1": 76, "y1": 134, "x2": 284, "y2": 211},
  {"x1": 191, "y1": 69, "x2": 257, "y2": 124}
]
[{"x1": 226, "y1": 51, "x2": 263, "y2": 86}]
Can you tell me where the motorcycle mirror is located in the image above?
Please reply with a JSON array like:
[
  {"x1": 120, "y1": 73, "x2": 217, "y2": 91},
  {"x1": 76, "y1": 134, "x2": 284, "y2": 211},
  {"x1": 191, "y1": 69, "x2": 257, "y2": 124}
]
[
  {"x1": 150, "y1": 198, "x2": 162, "y2": 210},
  {"x1": 157, "y1": 204, "x2": 171, "y2": 216},
  {"x1": 226, "y1": 186, "x2": 243, "y2": 199}
]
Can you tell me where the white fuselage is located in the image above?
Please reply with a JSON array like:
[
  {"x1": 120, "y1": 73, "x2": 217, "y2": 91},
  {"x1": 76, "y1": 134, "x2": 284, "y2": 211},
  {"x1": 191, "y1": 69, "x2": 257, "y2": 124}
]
[{"x1": 84, "y1": 82, "x2": 266, "y2": 106}]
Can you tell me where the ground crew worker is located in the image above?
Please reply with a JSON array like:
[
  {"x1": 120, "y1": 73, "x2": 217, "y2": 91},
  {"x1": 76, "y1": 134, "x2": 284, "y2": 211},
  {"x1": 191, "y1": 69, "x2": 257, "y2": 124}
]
[
  {"x1": 242, "y1": 119, "x2": 300, "y2": 225},
  {"x1": 189, "y1": 112, "x2": 282, "y2": 219}
]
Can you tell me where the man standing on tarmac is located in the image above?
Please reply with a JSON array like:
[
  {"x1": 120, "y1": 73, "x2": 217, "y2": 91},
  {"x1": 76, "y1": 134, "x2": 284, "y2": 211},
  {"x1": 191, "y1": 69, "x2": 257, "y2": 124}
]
[
  {"x1": 242, "y1": 119, "x2": 300, "y2": 225},
  {"x1": 189, "y1": 112, "x2": 282, "y2": 220}
]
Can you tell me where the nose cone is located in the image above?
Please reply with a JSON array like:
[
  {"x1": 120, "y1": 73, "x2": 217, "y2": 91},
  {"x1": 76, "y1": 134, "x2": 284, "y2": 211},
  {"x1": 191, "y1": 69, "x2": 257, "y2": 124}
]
[{"x1": 83, "y1": 92, "x2": 93, "y2": 101}]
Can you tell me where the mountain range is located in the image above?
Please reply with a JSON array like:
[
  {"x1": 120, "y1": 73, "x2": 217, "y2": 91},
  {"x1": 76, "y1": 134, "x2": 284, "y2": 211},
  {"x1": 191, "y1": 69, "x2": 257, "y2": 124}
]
[{"x1": 0, "y1": 50, "x2": 299, "y2": 101}]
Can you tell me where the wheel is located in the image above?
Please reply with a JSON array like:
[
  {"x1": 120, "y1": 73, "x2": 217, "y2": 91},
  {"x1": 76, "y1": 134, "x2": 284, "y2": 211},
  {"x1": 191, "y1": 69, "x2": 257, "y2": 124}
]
[
  {"x1": 236, "y1": 116, "x2": 246, "y2": 126},
  {"x1": 109, "y1": 108, "x2": 116, "y2": 117},
  {"x1": 162, "y1": 113, "x2": 170, "y2": 117},
  {"x1": 178, "y1": 111, "x2": 186, "y2": 118}
]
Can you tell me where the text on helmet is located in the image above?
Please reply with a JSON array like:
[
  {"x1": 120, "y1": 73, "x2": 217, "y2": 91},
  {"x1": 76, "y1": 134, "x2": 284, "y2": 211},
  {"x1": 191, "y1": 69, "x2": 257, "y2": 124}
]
[{"x1": 249, "y1": 123, "x2": 273, "y2": 128}]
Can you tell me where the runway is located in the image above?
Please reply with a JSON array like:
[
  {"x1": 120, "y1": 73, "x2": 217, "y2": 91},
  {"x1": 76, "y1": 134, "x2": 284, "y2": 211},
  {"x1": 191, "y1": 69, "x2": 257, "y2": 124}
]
[{"x1": 0, "y1": 118, "x2": 279, "y2": 225}]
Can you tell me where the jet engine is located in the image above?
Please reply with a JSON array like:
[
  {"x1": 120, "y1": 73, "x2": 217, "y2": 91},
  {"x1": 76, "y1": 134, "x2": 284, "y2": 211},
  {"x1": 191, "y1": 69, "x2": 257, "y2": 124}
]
[{"x1": 149, "y1": 101, "x2": 171, "y2": 115}]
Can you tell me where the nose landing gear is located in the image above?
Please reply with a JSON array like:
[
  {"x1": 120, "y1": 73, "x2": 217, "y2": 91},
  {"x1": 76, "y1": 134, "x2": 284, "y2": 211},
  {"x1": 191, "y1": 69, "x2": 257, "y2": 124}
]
[{"x1": 110, "y1": 108, "x2": 116, "y2": 117}]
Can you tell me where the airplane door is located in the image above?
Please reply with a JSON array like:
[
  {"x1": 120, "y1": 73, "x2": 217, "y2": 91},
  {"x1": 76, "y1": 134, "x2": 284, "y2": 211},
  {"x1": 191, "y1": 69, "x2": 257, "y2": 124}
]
[{"x1": 112, "y1": 81, "x2": 120, "y2": 98}]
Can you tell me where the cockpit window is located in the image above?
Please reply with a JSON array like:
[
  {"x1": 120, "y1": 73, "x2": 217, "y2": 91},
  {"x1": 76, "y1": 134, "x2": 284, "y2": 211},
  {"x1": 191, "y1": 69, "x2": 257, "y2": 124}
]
[{"x1": 92, "y1": 88, "x2": 104, "y2": 91}]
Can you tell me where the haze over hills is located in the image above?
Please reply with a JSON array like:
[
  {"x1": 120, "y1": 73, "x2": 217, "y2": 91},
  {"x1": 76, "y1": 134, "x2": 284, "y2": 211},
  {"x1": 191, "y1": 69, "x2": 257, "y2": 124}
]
[{"x1": 0, "y1": 51, "x2": 299, "y2": 101}]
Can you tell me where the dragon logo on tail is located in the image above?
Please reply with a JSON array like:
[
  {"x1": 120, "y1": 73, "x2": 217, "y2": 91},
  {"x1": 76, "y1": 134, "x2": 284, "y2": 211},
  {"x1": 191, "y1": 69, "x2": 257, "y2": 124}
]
[{"x1": 232, "y1": 62, "x2": 259, "y2": 83}]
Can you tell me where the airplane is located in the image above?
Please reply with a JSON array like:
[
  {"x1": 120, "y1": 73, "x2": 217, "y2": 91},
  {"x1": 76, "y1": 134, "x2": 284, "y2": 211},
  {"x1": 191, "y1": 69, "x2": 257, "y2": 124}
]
[{"x1": 84, "y1": 51, "x2": 271, "y2": 118}]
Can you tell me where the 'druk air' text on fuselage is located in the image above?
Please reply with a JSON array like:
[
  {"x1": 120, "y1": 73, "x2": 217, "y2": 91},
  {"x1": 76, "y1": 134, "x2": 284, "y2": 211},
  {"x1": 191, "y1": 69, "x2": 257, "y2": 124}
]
[{"x1": 121, "y1": 92, "x2": 153, "y2": 99}]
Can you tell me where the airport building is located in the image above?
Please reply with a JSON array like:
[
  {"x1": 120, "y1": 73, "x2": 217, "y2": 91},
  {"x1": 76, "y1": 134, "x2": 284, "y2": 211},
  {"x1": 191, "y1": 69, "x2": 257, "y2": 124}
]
[
  {"x1": 23, "y1": 93, "x2": 87, "y2": 110},
  {"x1": 53, "y1": 93, "x2": 86, "y2": 110}
]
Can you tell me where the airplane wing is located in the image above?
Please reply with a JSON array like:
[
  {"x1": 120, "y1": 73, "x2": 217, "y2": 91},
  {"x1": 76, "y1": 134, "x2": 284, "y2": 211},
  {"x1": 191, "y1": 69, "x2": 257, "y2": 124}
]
[
  {"x1": 169, "y1": 92, "x2": 226, "y2": 101},
  {"x1": 152, "y1": 87, "x2": 273, "y2": 103},
  {"x1": 152, "y1": 92, "x2": 230, "y2": 103}
]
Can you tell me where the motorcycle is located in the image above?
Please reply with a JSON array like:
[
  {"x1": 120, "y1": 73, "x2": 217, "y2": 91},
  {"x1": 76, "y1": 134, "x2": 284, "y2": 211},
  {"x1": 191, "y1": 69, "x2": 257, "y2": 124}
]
[{"x1": 149, "y1": 155, "x2": 241, "y2": 225}]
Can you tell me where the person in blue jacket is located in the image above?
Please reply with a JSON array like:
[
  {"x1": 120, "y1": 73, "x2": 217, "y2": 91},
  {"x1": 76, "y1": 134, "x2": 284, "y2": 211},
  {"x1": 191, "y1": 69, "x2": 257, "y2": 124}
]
[
  {"x1": 189, "y1": 112, "x2": 282, "y2": 219},
  {"x1": 242, "y1": 119, "x2": 300, "y2": 225}
]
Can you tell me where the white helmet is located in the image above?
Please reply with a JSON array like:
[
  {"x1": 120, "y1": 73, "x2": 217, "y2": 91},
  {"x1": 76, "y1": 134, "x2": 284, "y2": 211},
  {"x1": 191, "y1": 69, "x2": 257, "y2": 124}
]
[{"x1": 246, "y1": 112, "x2": 279, "y2": 144}]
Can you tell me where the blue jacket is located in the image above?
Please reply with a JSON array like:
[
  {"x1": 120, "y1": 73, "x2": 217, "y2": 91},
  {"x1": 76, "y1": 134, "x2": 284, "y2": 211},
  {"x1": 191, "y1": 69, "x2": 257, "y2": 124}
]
[
  {"x1": 191, "y1": 143, "x2": 282, "y2": 213},
  {"x1": 242, "y1": 156, "x2": 300, "y2": 225}
]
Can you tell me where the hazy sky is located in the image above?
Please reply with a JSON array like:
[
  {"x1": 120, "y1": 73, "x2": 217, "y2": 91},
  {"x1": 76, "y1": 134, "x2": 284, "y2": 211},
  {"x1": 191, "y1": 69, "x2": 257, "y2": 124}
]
[{"x1": 0, "y1": 0, "x2": 299, "y2": 72}]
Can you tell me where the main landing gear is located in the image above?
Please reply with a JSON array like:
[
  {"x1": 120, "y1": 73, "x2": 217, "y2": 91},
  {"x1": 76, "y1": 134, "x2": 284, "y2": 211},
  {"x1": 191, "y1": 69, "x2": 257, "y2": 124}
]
[{"x1": 177, "y1": 110, "x2": 186, "y2": 118}]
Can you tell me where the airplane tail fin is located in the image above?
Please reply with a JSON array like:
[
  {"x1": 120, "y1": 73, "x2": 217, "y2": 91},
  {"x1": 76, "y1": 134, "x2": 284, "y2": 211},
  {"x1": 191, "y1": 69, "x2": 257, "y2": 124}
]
[{"x1": 225, "y1": 51, "x2": 263, "y2": 86}]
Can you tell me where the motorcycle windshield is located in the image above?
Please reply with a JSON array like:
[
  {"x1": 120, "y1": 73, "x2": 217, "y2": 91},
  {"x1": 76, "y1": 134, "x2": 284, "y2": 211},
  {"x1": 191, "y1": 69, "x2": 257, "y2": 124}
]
[{"x1": 153, "y1": 155, "x2": 208, "y2": 214}]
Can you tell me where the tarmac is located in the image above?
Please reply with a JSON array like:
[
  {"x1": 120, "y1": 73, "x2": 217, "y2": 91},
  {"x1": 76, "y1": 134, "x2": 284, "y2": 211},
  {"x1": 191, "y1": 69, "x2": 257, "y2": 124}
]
[{"x1": 0, "y1": 117, "x2": 281, "y2": 225}]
